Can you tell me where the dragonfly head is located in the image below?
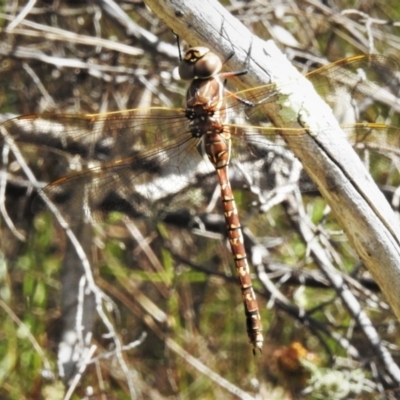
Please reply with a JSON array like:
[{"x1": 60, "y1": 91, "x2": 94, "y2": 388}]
[{"x1": 179, "y1": 47, "x2": 223, "y2": 80}]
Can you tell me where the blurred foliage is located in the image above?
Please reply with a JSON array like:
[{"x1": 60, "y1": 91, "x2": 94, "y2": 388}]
[{"x1": 1, "y1": 0, "x2": 400, "y2": 399}]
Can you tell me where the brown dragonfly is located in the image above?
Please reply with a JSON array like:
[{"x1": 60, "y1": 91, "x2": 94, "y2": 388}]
[{"x1": 1, "y1": 48, "x2": 399, "y2": 353}]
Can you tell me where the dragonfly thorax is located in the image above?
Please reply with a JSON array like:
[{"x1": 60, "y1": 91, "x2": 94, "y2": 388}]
[
  {"x1": 185, "y1": 75, "x2": 227, "y2": 139},
  {"x1": 187, "y1": 104, "x2": 224, "y2": 138}
]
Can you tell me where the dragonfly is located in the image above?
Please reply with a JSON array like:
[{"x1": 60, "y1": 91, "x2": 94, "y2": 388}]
[{"x1": 1, "y1": 47, "x2": 400, "y2": 353}]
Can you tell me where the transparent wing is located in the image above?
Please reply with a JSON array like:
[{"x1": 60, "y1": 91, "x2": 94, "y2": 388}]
[{"x1": 1, "y1": 109, "x2": 217, "y2": 220}]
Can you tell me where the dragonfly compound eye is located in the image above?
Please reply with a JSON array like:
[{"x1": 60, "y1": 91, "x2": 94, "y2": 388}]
[
  {"x1": 192, "y1": 51, "x2": 223, "y2": 79},
  {"x1": 179, "y1": 47, "x2": 222, "y2": 80}
]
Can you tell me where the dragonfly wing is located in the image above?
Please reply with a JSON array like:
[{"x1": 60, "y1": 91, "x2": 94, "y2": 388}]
[
  {"x1": 1, "y1": 109, "x2": 216, "y2": 221},
  {"x1": 40, "y1": 139, "x2": 214, "y2": 221}
]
